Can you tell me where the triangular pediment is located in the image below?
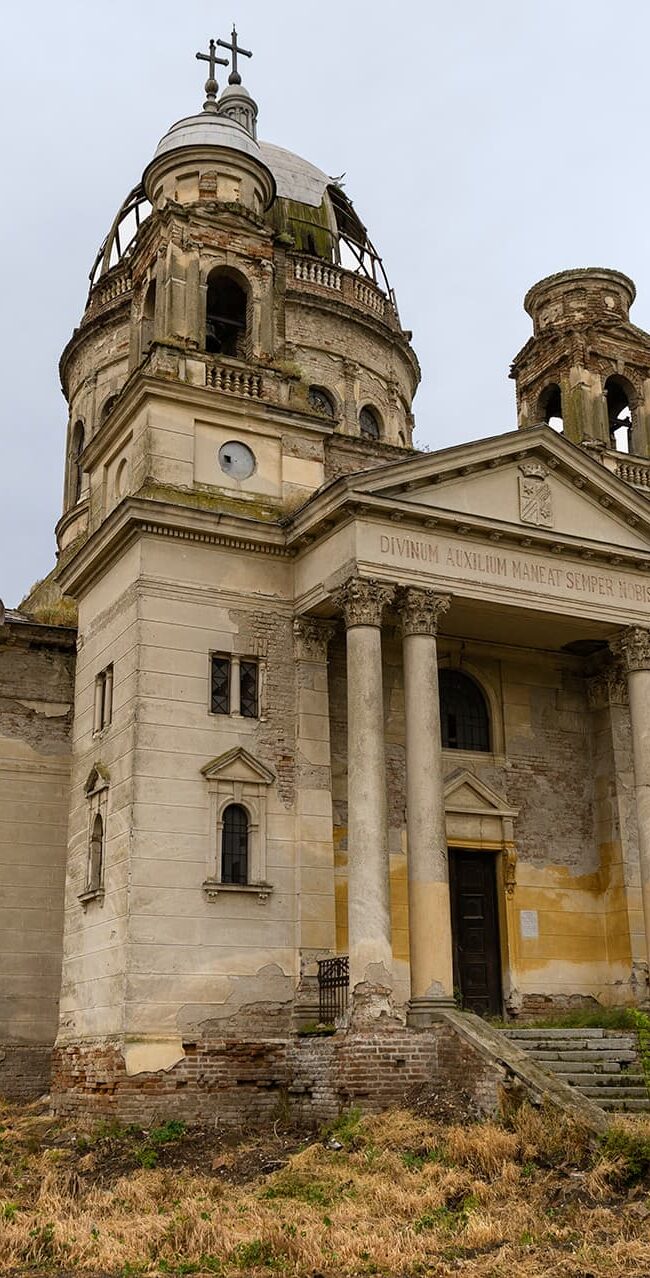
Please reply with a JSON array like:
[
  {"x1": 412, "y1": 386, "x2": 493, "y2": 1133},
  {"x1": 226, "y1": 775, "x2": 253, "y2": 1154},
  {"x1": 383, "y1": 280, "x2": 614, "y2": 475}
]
[
  {"x1": 201, "y1": 747, "x2": 274, "y2": 786},
  {"x1": 444, "y1": 769, "x2": 517, "y2": 817},
  {"x1": 348, "y1": 427, "x2": 650, "y2": 554}
]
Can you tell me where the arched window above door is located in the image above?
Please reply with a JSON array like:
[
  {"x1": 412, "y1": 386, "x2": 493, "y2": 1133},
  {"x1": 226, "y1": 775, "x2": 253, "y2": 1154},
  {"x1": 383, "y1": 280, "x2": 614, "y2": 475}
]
[{"x1": 439, "y1": 670, "x2": 490, "y2": 752}]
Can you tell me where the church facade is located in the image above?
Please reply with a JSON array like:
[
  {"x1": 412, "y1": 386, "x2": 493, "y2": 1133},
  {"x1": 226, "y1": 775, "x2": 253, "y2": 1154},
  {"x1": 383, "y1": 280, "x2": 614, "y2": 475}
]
[{"x1": 3, "y1": 34, "x2": 650, "y2": 1114}]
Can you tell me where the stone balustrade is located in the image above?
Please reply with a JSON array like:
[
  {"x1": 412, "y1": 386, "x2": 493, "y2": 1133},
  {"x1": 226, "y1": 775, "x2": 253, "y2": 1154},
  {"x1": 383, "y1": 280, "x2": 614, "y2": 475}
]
[
  {"x1": 206, "y1": 361, "x2": 263, "y2": 399},
  {"x1": 616, "y1": 458, "x2": 650, "y2": 489},
  {"x1": 86, "y1": 265, "x2": 133, "y2": 316},
  {"x1": 290, "y1": 255, "x2": 397, "y2": 326}
]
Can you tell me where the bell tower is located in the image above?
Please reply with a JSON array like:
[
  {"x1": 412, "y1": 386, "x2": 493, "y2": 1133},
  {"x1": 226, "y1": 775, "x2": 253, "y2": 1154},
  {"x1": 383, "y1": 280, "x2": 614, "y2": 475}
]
[{"x1": 510, "y1": 268, "x2": 650, "y2": 457}]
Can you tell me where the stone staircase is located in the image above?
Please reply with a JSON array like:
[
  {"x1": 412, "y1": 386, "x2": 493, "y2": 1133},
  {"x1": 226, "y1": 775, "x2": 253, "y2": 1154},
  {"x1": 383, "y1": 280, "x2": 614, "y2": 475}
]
[{"x1": 503, "y1": 1027, "x2": 650, "y2": 1113}]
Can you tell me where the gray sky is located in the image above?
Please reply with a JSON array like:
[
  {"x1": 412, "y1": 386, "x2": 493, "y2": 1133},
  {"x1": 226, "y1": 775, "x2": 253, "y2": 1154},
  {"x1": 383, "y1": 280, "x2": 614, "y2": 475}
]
[{"x1": 2, "y1": 0, "x2": 649, "y2": 606}]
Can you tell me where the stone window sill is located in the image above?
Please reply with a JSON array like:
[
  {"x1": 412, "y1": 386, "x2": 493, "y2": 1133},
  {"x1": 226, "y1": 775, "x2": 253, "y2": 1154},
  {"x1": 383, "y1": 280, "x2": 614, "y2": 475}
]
[
  {"x1": 78, "y1": 887, "x2": 105, "y2": 907},
  {"x1": 202, "y1": 879, "x2": 273, "y2": 902}
]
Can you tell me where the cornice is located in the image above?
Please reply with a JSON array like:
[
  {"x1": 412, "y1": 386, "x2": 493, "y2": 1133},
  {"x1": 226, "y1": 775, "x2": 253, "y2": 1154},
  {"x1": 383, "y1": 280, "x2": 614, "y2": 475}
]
[{"x1": 56, "y1": 497, "x2": 290, "y2": 598}]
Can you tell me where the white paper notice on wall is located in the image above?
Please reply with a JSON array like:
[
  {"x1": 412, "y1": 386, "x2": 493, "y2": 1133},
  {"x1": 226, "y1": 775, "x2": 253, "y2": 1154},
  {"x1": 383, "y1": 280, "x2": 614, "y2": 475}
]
[{"x1": 520, "y1": 909, "x2": 539, "y2": 940}]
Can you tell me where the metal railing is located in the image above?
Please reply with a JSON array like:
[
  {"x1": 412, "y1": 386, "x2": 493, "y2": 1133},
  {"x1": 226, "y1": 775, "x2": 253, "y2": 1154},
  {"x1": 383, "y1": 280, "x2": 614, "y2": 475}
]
[{"x1": 317, "y1": 955, "x2": 349, "y2": 1023}]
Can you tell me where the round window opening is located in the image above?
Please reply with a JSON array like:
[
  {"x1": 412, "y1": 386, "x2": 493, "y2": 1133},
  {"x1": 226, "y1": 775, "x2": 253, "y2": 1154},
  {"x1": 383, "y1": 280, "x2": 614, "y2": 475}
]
[{"x1": 218, "y1": 441, "x2": 256, "y2": 480}]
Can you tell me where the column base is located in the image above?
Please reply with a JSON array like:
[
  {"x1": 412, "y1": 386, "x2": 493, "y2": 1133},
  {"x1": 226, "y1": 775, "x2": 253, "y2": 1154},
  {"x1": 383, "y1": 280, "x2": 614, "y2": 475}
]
[
  {"x1": 407, "y1": 996, "x2": 456, "y2": 1028},
  {"x1": 348, "y1": 983, "x2": 404, "y2": 1028}
]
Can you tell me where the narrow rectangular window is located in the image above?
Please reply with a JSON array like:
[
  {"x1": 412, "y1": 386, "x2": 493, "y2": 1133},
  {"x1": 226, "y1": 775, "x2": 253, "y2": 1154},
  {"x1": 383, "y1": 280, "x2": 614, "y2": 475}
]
[
  {"x1": 211, "y1": 656, "x2": 231, "y2": 714},
  {"x1": 240, "y1": 660, "x2": 258, "y2": 718},
  {"x1": 93, "y1": 665, "x2": 113, "y2": 733}
]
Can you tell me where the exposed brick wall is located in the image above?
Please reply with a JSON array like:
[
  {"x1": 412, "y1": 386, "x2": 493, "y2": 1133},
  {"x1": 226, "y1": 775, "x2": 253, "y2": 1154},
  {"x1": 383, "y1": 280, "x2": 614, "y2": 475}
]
[
  {"x1": 52, "y1": 1026, "x2": 504, "y2": 1126},
  {"x1": 0, "y1": 1047, "x2": 52, "y2": 1101}
]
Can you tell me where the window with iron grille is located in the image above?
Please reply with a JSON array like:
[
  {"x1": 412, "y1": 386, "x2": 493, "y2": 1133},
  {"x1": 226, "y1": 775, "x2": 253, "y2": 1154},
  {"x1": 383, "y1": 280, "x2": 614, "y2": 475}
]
[
  {"x1": 439, "y1": 670, "x2": 490, "y2": 752},
  {"x1": 221, "y1": 803, "x2": 249, "y2": 885},
  {"x1": 210, "y1": 655, "x2": 259, "y2": 718},
  {"x1": 211, "y1": 656, "x2": 230, "y2": 714},
  {"x1": 240, "y1": 660, "x2": 258, "y2": 718}
]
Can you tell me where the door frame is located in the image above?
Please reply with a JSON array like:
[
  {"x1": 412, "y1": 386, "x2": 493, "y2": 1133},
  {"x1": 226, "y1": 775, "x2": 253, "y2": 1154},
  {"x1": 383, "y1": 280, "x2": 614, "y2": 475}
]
[
  {"x1": 444, "y1": 769, "x2": 519, "y2": 1013},
  {"x1": 449, "y1": 846, "x2": 503, "y2": 1016}
]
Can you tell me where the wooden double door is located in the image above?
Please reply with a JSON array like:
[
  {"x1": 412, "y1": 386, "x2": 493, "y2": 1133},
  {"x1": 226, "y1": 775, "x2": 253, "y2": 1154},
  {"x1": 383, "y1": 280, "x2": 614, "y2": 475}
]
[{"x1": 449, "y1": 848, "x2": 502, "y2": 1017}]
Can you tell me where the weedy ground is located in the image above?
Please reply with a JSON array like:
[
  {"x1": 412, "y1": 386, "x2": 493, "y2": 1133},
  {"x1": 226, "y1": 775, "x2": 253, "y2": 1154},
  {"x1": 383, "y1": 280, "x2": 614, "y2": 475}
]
[{"x1": 2, "y1": 1096, "x2": 650, "y2": 1276}]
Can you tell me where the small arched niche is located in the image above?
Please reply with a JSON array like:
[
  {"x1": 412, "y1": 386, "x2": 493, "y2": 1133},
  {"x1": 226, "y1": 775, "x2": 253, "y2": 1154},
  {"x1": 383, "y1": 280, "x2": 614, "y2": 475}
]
[
  {"x1": 205, "y1": 268, "x2": 249, "y2": 359},
  {"x1": 537, "y1": 382, "x2": 563, "y2": 433},
  {"x1": 605, "y1": 374, "x2": 634, "y2": 453}
]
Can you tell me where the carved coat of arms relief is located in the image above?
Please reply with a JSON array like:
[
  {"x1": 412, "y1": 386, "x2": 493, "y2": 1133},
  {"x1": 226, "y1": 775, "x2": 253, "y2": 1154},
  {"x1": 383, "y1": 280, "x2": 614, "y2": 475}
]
[{"x1": 518, "y1": 461, "x2": 554, "y2": 528}]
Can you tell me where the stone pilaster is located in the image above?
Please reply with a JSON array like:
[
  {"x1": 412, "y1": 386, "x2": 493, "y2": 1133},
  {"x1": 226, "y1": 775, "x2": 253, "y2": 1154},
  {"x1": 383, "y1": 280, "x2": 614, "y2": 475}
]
[
  {"x1": 397, "y1": 588, "x2": 455, "y2": 1024},
  {"x1": 292, "y1": 617, "x2": 337, "y2": 1027},
  {"x1": 614, "y1": 627, "x2": 650, "y2": 982},
  {"x1": 332, "y1": 578, "x2": 395, "y2": 1016}
]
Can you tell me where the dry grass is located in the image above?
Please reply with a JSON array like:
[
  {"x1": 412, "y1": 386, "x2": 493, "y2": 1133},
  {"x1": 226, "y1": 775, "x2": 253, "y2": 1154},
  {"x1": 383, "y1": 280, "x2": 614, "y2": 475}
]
[{"x1": 1, "y1": 1098, "x2": 650, "y2": 1276}]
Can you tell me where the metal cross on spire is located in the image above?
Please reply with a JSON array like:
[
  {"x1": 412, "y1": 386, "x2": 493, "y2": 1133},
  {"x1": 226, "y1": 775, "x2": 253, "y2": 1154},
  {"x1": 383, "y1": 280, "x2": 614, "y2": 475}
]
[
  {"x1": 195, "y1": 38, "x2": 229, "y2": 109},
  {"x1": 217, "y1": 24, "x2": 252, "y2": 85}
]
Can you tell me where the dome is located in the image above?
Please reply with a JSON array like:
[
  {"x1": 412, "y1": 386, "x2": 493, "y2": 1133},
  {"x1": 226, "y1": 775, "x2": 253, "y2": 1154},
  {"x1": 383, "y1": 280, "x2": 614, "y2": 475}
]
[{"x1": 151, "y1": 111, "x2": 263, "y2": 164}]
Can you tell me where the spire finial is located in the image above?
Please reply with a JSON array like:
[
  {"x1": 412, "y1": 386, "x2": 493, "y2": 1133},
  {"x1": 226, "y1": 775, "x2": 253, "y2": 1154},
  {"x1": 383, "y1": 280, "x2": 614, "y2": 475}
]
[
  {"x1": 195, "y1": 38, "x2": 229, "y2": 112},
  {"x1": 217, "y1": 24, "x2": 252, "y2": 85}
]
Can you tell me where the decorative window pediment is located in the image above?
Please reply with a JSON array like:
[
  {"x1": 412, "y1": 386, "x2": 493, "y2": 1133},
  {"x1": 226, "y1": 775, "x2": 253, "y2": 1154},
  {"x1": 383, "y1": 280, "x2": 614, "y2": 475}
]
[
  {"x1": 201, "y1": 748, "x2": 274, "y2": 900},
  {"x1": 444, "y1": 769, "x2": 517, "y2": 818},
  {"x1": 84, "y1": 762, "x2": 110, "y2": 797}
]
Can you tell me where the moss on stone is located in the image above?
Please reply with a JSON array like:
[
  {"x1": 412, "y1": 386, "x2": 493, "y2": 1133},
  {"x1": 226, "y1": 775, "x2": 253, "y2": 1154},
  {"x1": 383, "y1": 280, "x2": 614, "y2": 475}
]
[{"x1": 136, "y1": 480, "x2": 284, "y2": 524}]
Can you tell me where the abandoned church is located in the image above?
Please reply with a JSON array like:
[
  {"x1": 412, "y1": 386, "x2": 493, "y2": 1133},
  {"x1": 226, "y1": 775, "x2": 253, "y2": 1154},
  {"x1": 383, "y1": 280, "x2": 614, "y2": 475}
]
[{"x1": 4, "y1": 31, "x2": 650, "y2": 1122}]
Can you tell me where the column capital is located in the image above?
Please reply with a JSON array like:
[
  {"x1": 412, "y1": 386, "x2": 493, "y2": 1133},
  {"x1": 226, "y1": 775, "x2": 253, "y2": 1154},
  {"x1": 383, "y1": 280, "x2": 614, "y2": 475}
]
[
  {"x1": 397, "y1": 587, "x2": 451, "y2": 637},
  {"x1": 332, "y1": 577, "x2": 394, "y2": 629},
  {"x1": 612, "y1": 627, "x2": 650, "y2": 673},
  {"x1": 293, "y1": 616, "x2": 337, "y2": 661}
]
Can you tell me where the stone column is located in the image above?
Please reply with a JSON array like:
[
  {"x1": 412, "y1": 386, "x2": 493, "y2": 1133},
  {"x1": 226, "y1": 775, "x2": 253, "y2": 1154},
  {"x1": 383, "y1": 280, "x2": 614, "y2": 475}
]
[
  {"x1": 397, "y1": 588, "x2": 454, "y2": 1024},
  {"x1": 332, "y1": 577, "x2": 394, "y2": 1009},
  {"x1": 292, "y1": 617, "x2": 337, "y2": 1027},
  {"x1": 616, "y1": 627, "x2": 650, "y2": 974}
]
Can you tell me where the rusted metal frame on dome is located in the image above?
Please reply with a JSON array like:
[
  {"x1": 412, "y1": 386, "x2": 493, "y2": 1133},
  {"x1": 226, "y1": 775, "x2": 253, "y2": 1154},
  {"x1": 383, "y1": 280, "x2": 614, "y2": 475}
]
[{"x1": 88, "y1": 183, "x2": 151, "y2": 294}]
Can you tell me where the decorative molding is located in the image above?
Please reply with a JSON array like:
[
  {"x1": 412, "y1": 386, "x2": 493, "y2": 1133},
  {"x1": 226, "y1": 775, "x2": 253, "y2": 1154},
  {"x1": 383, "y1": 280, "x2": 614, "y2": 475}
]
[
  {"x1": 397, "y1": 587, "x2": 451, "y2": 637},
  {"x1": 331, "y1": 577, "x2": 394, "y2": 628},
  {"x1": 202, "y1": 880, "x2": 272, "y2": 902},
  {"x1": 586, "y1": 664, "x2": 629, "y2": 709},
  {"x1": 503, "y1": 846, "x2": 517, "y2": 897},
  {"x1": 613, "y1": 627, "x2": 650, "y2": 674},
  {"x1": 293, "y1": 616, "x2": 337, "y2": 661}
]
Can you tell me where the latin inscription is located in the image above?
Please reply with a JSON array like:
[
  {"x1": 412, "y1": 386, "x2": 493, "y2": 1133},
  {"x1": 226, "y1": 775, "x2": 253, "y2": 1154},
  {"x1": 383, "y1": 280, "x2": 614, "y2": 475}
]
[{"x1": 378, "y1": 534, "x2": 650, "y2": 607}]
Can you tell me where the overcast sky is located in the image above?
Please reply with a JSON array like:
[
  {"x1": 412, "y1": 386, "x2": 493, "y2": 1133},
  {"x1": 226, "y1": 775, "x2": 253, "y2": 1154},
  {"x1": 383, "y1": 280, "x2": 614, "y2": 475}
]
[{"x1": 2, "y1": 0, "x2": 650, "y2": 606}]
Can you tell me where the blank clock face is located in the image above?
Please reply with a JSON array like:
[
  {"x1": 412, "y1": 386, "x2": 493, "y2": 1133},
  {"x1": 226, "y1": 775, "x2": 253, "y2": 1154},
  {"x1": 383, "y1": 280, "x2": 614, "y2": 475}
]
[{"x1": 218, "y1": 440, "x2": 256, "y2": 480}]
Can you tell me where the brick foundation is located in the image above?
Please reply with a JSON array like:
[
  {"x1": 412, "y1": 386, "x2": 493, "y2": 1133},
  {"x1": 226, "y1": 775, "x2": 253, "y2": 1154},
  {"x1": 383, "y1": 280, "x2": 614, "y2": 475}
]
[
  {"x1": 52, "y1": 1025, "x2": 505, "y2": 1126},
  {"x1": 0, "y1": 1046, "x2": 53, "y2": 1101}
]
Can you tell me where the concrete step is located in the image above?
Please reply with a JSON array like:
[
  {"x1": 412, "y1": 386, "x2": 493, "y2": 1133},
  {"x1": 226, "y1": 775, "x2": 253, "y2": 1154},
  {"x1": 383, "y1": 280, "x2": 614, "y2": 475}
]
[
  {"x1": 543, "y1": 1059, "x2": 623, "y2": 1073},
  {"x1": 580, "y1": 1085, "x2": 649, "y2": 1100},
  {"x1": 598, "y1": 1098, "x2": 650, "y2": 1112},
  {"x1": 556, "y1": 1072, "x2": 646, "y2": 1088},
  {"x1": 531, "y1": 1049, "x2": 637, "y2": 1064},
  {"x1": 507, "y1": 1037, "x2": 637, "y2": 1052}
]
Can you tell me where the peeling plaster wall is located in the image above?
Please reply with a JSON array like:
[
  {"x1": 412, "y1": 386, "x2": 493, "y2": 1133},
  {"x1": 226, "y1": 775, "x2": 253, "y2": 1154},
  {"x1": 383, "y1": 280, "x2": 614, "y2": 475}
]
[
  {"x1": 0, "y1": 623, "x2": 75, "y2": 1074},
  {"x1": 329, "y1": 630, "x2": 641, "y2": 1012}
]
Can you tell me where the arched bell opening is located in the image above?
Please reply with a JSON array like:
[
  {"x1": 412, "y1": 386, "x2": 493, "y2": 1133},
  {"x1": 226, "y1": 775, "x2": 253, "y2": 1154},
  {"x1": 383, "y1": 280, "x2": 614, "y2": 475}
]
[
  {"x1": 536, "y1": 382, "x2": 563, "y2": 433},
  {"x1": 205, "y1": 268, "x2": 250, "y2": 359},
  {"x1": 605, "y1": 374, "x2": 634, "y2": 454}
]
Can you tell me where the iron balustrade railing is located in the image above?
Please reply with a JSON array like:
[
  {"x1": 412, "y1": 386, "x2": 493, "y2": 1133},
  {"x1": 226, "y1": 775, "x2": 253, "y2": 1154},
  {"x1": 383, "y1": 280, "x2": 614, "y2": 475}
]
[{"x1": 317, "y1": 955, "x2": 349, "y2": 1023}]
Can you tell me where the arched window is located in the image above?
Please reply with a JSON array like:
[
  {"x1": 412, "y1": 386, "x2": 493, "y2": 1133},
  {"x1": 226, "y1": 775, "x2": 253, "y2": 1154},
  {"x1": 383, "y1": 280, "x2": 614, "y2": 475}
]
[
  {"x1": 71, "y1": 420, "x2": 85, "y2": 503},
  {"x1": 141, "y1": 278, "x2": 156, "y2": 356},
  {"x1": 605, "y1": 375, "x2": 633, "y2": 453},
  {"x1": 308, "y1": 386, "x2": 336, "y2": 418},
  {"x1": 88, "y1": 812, "x2": 104, "y2": 893},
  {"x1": 537, "y1": 383, "x2": 563, "y2": 432},
  {"x1": 221, "y1": 803, "x2": 249, "y2": 885},
  {"x1": 206, "y1": 269, "x2": 248, "y2": 358},
  {"x1": 359, "y1": 405, "x2": 381, "y2": 439},
  {"x1": 439, "y1": 670, "x2": 490, "y2": 752},
  {"x1": 100, "y1": 394, "x2": 118, "y2": 425}
]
